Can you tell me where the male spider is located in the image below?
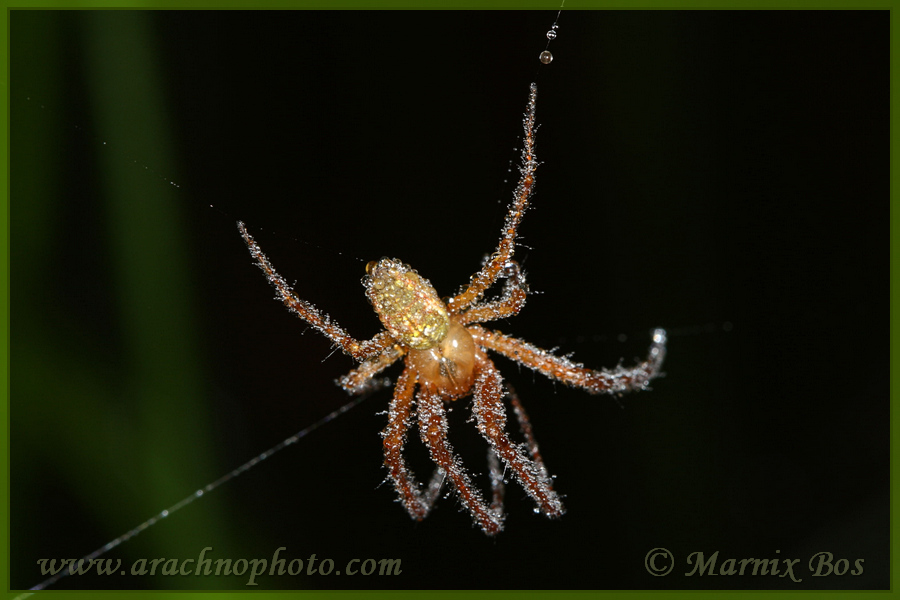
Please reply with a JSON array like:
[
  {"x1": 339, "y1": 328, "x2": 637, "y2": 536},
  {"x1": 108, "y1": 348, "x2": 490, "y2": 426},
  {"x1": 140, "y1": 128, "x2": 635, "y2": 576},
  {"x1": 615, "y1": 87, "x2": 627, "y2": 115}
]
[{"x1": 238, "y1": 83, "x2": 666, "y2": 535}]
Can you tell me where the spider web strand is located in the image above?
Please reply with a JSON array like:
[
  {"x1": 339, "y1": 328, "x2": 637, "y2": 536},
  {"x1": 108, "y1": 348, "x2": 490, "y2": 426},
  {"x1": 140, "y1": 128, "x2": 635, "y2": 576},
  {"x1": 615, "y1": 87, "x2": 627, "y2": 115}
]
[{"x1": 24, "y1": 393, "x2": 370, "y2": 593}]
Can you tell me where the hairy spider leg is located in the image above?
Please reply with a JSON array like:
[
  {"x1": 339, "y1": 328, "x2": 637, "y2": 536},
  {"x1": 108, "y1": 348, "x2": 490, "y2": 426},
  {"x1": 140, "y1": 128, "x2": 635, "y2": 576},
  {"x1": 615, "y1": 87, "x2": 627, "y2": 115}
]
[
  {"x1": 472, "y1": 353, "x2": 564, "y2": 518},
  {"x1": 381, "y1": 366, "x2": 508, "y2": 527},
  {"x1": 471, "y1": 326, "x2": 668, "y2": 396},
  {"x1": 506, "y1": 385, "x2": 552, "y2": 484},
  {"x1": 416, "y1": 388, "x2": 505, "y2": 535},
  {"x1": 238, "y1": 221, "x2": 396, "y2": 362},
  {"x1": 487, "y1": 449, "x2": 506, "y2": 515},
  {"x1": 457, "y1": 261, "x2": 529, "y2": 326},
  {"x1": 381, "y1": 366, "x2": 434, "y2": 520},
  {"x1": 338, "y1": 345, "x2": 406, "y2": 395},
  {"x1": 449, "y1": 83, "x2": 538, "y2": 314}
]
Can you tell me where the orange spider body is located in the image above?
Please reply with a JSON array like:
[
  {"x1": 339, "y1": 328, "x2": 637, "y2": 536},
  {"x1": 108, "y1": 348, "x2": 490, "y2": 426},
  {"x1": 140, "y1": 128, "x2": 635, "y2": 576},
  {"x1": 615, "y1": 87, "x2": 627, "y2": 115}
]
[
  {"x1": 407, "y1": 320, "x2": 476, "y2": 398},
  {"x1": 238, "y1": 83, "x2": 666, "y2": 535}
]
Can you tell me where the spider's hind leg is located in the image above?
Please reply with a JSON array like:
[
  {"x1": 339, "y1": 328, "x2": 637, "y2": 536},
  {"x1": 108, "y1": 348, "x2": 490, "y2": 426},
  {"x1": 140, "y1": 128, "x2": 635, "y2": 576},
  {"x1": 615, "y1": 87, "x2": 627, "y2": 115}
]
[
  {"x1": 471, "y1": 354, "x2": 565, "y2": 519},
  {"x1": 471, "y1": 325, "x2": 667, "y2": 396},
  {"x1": 382, "y1": 367, "x2": 434, "y2": 521},
  {"x1": 416, "y1": 389, "x2": 504, "y2": 535},
  {"x1": 505, "y1": 383, "x2": 554, "y2": 487}
]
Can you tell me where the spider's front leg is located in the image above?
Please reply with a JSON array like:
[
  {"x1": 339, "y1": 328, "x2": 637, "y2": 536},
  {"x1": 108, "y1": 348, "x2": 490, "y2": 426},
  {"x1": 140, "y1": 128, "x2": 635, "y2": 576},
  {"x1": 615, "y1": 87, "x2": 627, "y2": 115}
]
[
  {"x1": 449, "y1": 83, "x2": 538, "y2": 314},
  {"x1": 238, "y1": 222, "x2": 395, "y2": 362},
  {"x1": 471, "y1": 326, "x2": 667, "y2": 396}
]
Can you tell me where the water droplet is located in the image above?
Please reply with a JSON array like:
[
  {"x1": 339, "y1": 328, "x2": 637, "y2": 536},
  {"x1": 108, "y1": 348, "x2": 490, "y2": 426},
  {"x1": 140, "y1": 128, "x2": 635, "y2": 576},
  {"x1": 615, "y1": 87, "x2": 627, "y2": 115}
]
[
  {"x1": 546, "y1": 30, "x2": 557, "y2": 40},
  {"x1": 160, "y1": 510, "x2": 169, "y2": 518},
  {"x1": 539, "y1": 51, "x2": 553, "y2": 65}
]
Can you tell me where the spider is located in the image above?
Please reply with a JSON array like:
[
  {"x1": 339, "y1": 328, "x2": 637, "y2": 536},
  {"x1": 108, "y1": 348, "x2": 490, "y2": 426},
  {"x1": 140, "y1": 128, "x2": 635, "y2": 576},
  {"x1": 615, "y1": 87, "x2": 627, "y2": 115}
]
[{"x1": 237, "y1": 83, "x2": 667, "y2": 535}]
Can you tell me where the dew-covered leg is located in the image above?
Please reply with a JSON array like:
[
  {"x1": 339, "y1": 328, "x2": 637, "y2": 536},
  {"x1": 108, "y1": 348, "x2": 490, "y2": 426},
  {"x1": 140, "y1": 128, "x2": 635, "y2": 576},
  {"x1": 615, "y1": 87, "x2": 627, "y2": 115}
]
[
  {"x1": 505, "y1": 384, "x2": 552, "y2": 485},
  {"x1": 422, "y1": 467, "x2": 446, "y2": 510},
  {"x1": 338, "y1": 345, "x2": 406, "y2": 395},
  {"x1": 471, "y1": 326, "x2": 667, "y2": 396},
  {"x1": 239, "y1": 221, "x2": 395, "y2": 361},
  {"x1": 381, "y1": 366, "x2": 433, "y2": 520},
  {"x1": 487, "y1": 449, "x2": 506, "y2": 515},
  {"x1": 416, "y1": 389, "x2": 504, "y2": 535},
  {"x1": 472, "y1": 354, "x2": 564, "y2": 518},
  {"x1": 449, "y1": 84, "x2": 538, "y2": 314},
  {"x1": 457, "y1": 261, "x2": 528, "y2": 326}
]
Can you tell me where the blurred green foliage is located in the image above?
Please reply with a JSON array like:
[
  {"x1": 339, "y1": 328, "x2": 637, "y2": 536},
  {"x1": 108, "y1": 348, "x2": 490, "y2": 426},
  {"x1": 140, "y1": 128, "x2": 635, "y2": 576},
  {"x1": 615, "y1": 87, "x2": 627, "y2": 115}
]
[{"x1": 12, "y1": 12, "x2": 238, "y2": 590}]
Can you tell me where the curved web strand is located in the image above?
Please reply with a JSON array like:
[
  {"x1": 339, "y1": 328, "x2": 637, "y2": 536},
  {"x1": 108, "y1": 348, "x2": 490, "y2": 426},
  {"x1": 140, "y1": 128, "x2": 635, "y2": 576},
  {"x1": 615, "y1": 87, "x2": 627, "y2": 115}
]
[
  {"x1": 471, "y1": 326, "x2": 667, "y2": 396},
  {"x1": 381, "y1": 367, "x2": 433, "y2": 520},
  {"x1": 238, "y1": 221, "x2": 395, "y2": 362},
  {"x1": 416, "y1": 389, "x2": 504, "y2": 535},
  {"x1": 449, "y1": 83, "x2": 538, "y2": 314},
  {"x1": 472, "y1": 354, "x2": 564, "y2": 518}
]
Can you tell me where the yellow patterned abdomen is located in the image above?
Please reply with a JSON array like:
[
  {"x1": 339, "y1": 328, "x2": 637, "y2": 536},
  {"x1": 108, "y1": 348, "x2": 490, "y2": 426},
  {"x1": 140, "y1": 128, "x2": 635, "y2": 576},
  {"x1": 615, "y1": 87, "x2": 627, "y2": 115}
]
[{"x1": 363, "y1": 258, "x2": 449, "y2": 350}]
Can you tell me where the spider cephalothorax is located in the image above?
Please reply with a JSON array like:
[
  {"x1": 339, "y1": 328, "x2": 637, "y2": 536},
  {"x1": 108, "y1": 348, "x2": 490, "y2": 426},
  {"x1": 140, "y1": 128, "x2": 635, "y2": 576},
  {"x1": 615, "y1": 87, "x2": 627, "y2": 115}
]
[{"x1": 239, "y1": 83, "x2": 666, "y2": 535}]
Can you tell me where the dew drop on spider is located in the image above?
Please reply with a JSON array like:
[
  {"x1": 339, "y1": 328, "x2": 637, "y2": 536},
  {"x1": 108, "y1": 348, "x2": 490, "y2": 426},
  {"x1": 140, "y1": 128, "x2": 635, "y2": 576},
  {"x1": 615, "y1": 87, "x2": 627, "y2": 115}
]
[{"x1": 539, "y1": 50, "x2": 553, "y2": 64}]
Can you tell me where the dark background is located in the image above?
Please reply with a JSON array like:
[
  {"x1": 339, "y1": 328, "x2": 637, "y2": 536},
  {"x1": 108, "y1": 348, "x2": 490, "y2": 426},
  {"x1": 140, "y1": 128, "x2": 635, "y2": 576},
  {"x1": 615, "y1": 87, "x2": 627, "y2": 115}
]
[{"x1": 11, "y1": 10, "x2": 888, "y2": 590}]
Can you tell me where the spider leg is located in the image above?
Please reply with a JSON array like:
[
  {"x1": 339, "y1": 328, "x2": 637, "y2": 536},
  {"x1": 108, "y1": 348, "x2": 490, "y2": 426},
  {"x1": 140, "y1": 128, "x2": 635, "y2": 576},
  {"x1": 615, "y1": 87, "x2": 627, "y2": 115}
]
[
  {"x1": 338, "y1": 344, "x2": 406, "y2": 395},
  {"x1": 416, "y1": 389, "x2": 504, "y2": 535},
  {"x1": 239, "y1": 221, "x2": 395, "y2": 361},
  {"x1": 471, "y1": 325, "x2": 668, "y2": 396},
  {"x1": 449, "y1": 84, "x2": 538, "y2": 314},
  {"x1": 457, "y1": 261, "x2": 528, "y2": 326},
  {"x1": 505, "y1": 383, "x2": 552, "y2": 485},
  {"x1": 422, "y1": 466, "x2": 446, "y2": 509},
  {"x1": 381, "y1": 366, "x2": 433, "y2": 521},
  {"x1": 487, "y1": 449, "x2": 506, "y2": 515},
  {"x1": 472, "y1": 353, "x2": 564, "y2": 518}
]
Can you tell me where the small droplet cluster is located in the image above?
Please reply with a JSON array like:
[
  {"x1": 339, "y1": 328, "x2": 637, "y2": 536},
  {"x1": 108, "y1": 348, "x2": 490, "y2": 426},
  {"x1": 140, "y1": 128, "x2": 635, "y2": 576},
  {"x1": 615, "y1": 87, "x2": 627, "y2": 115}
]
[{"x1": 541, "y1": 22, "x2": 559, "y2": 63}]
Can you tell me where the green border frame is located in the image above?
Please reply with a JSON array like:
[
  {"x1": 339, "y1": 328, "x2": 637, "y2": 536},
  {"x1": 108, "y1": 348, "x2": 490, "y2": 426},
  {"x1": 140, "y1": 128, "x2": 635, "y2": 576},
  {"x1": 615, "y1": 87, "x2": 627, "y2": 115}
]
[{"x1": 2, "y1": 2, "x2": 896, "y2": 600}]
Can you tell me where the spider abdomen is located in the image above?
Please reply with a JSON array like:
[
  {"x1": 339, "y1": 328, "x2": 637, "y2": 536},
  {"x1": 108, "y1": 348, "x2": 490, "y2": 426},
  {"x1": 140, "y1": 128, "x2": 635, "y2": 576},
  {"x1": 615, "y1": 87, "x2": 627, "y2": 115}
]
[
  {"x1": 363, "y1": 258, "x2": 450, "y2": 351},
  {"x1": 408, "y1": 319, "x2": 477, "y2": 398}
]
